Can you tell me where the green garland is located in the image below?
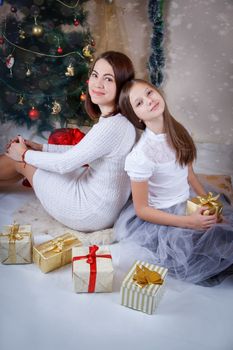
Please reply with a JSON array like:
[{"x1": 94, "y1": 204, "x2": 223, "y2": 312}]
[{"x1": 148, "y1": 0, "x2": 165, "y2": 87}]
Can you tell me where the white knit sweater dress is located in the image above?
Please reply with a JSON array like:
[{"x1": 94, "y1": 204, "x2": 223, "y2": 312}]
[{"x1": 25, "y1": 114, "x2": 136, "y2": 231}]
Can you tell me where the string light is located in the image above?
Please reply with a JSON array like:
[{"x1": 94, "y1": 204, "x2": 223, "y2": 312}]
[
  {"x1": 2, "y1": 34, "x2": 84, "y2": 59},
  {"x1": 56, "y1": 0, "x2": 80, "y2": 9}
]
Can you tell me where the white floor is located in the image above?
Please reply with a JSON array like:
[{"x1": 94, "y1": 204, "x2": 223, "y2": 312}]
[
  {"x1": 0, "y1": 183, "x2": 233, "y2": 350},
  {"x1": 1, "y1": 128, "x2": 233, "y2": 350}
]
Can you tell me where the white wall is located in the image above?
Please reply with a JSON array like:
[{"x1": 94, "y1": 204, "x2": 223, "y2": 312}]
[{"x1": 163, "y1": 0, "x2": 233, "y2": 144}]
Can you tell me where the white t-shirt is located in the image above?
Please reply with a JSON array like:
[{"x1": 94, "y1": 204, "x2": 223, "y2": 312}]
[{"x1": 125, "y1": 127, "x2": 190, "y2": 209}]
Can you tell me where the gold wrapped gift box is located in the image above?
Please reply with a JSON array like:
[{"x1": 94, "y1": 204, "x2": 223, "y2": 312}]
[
  {"x1": 120, "y1": 260, "x2": 168, "y2": 315},
  {"x1": 0, "y1": 223, "x2": 32, "y2": 264},
  {"x1": 186, "y1": 192, "x2": 223, "y2": 217},
  {"x1": 33, "y1": 233, "x2": 82, "y2": 273},
  {"x1": 72, "y1": 245, "x2": 114, "y2": 293}
]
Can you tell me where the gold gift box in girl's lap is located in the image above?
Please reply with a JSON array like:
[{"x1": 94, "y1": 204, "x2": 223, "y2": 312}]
[
  {"x1": 33, "y1": 233, "x2": 82, "y2": 273},
  {"x1": 186, "y1": 192, "x2": 223, "y2": 218}
]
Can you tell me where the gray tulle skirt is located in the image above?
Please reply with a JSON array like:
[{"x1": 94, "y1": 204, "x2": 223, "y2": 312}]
[{"x1": 113, "y1": 192, "x2": 233, "y2": 286}]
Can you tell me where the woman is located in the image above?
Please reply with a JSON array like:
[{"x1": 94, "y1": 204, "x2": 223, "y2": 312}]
[{"x1": 1, "y1": 51, "x2": 136, "y2": 232}]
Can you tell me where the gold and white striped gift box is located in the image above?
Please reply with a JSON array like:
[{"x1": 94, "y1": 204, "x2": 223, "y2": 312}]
[{"x1": 120, "y1": 260, "x2": 168, "y2": 315}]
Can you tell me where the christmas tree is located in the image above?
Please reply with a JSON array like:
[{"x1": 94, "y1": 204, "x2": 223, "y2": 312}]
[{"x1": 0, "y1": 0, "x2": 95, "y2": 134}]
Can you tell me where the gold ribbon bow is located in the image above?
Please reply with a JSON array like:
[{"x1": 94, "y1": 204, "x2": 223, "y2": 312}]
[
  {"x1": 133, "y1": 265, "x2": 164, "y2": 288},
  {"x1": 0, "y1": 223, "x2": 25, "y2": 242},
  {"x1": 41, "y1": 235, "x2": 77, "y2": 254},
  {"x1": 197, "y1": 192, "x2": 223, "y2": 216},
  {"x1": 0, "y1": 223, "x2": 30, "y2": 264}
]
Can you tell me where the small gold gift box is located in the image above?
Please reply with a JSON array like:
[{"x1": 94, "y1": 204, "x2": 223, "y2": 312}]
[
  {"x1": 0, "y1": 223, "x2": 32, "y2": 264},
  {"x1": 120, "y1": 260, "x2": 168, "y2": 315},
  {"x1": 186, "y1": 192, "x2": 223, "y2": 217},
  {"x1": 33, "y1": 233, "x2": 82, "y2": 273}
]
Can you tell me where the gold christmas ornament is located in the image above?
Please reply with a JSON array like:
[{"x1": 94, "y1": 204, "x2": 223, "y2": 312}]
[
  {"x1": 82, "y1": 45, "x2": 93, "y2": 59},
  {"x1": 32, "y1": 24, "x2": 44, "y2": 37},
  {"x1": 18, "y1": 96, "x2": 24, "y2": 105},
  {"x1": 65, "y1": 64, "x2": 75, "y2": 77},
  {"x1": 51, "y1": 100, "x2": 61, "y2": 115},
  {"x1": 19, "y1": 29, "x2": 26, "y2": 39}
]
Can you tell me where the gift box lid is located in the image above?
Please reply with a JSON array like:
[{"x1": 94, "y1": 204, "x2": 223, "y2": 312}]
[
  {"x1": 34, "y1": 233, "x2": 81, "y2": 260},
  {"x1": 121, "y1": 260, "x2": 168, "y2": 297},
  {"x1": 72, "y1": 245, "x2": 113, "y2": 271}
]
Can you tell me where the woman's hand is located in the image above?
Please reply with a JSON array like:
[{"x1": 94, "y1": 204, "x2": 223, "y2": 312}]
[
  {"x1": 188, "y1": 207, "x2": 218, "y2": 230},
  {"x1": 24, "y1": 139, "x2": 43, "y2": 151},
  {"x1": 6, "y1": 136, "x2": 42, "y2": 151},
  {"x1": 6, "y1": 136, "x2": 28, "y2": 162}
]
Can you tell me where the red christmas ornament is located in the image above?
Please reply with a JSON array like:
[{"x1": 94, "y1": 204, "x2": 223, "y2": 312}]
[
  {"x1": 57, "y1": 46, "x2": 63, "y2": 54},
  {"x1": 74, "y1": 19, "x2": 79, "y2": 26},
  {"x1": 80, "y1": 92, "x2": 86, "y2": 101},
  {"x1": 28, "y1": 106, "x2": 40, "y2": 120},
  {"x1": 0, "y1": 36, "x2": 4, "y2": 45}
]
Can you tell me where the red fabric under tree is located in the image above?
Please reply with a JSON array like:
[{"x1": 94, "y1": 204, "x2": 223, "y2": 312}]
[{"x1": 22, "y1": 128, "x2": 85, "y2": 187}]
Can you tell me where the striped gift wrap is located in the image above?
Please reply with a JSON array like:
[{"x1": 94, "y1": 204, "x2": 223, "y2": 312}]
[{"x1": 120, "y1": 260, "x2": 168, "y2": 315}]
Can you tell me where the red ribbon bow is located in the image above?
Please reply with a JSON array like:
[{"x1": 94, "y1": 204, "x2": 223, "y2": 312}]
[{"x1": 72, "y1": 245, "x2": 112, "y2": 293}]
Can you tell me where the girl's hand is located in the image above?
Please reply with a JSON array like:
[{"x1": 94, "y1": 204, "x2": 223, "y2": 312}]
[
  {"x1": 24, "y1": 139, "x2": 43, "y2": 151},
  {"x1": 6, "y1": 136, "x2": 28, "y2": 162},
  {"x1": 189, "y1": 207, "x2": 218, "y2": 230}
]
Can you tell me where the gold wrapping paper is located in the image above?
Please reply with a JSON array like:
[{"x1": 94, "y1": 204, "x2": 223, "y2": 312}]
[
  {"x1": 33, "y1": 233, "x2": 82, "y2": 273},
  {"x1": 186, "y1": 192, "x2": 223, "y2": 217},
  {"x1": 0, "y1": 224, "x2": 32, "y2": 264}
]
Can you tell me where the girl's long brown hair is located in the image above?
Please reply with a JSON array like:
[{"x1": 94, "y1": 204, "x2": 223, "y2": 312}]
[
  {"x1": 119, "y1": 79, "x2": 196, "y2": 166},
  {"x1": 85, "y1": 51, "x2": 135, "y2": 120}
]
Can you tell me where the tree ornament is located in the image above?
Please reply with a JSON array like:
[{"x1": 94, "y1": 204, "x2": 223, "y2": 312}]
[
  {"x1": 80, "y1": 92, "x2": 86, "y2": 101},
  {"x1": 6, "y1": 54, "x2": 14, "y2": 77},
  {"x1": 57, "y1": 46, "x2": 63, "y2": 54},
  {"x1": 82, "y1": 45, "x2": 93, "y2": 59},
  {"x1": 19, "y1": 29, "x2": 26, "y2": 39},
  {"x1": 51, "y1": 100, "x2": 61, "y2": 115},
  {"x1": 28, "y1": 106, "x2": 40, "y2": 120},
  {"x1": 11, "y1": 6, "x2": 17, "y2": 13},
  {"x1": 74, "y1": 18, "x2": 79, "y2": 27},
  {"x1": 91, "y1": 39, "x2": 95, "y2": 47},
  {"x1": 32, "y1": 16, "x2": 44, "y2": 37},
  {"x1": 65, "y1": 63, "x2": 75, "y2": 76},
  {"x1": 32, "y1": 24, "x2": 44, "y2": 37},
  {"x1": 18, "y1": 96, "x2": 24, "y2": 105},
  {"x1": 26, "y1": 68, "x2": 32, "y2": 77},
  {"x1": 0, "y1": 36, "x2": 4, "y2": 45}
]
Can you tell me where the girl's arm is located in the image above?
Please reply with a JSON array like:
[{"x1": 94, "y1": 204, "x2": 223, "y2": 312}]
[
  {"x1": 131, "y1": 180, "x2": 217, "y2": 230},
  {"x1": 187, "y1": 164, "x2": 207, "y2": 196}
]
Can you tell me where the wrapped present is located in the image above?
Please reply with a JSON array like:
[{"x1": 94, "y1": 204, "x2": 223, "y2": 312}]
[
  {"x1": 72, "y1": 245, "x2": 113, "y2": 293},
  {"x1": 33, "y1": 233, "x2": 82, "y2": 273},
  {"x1": 0, "y1": 223, "x2": 32, "y2": 264},
  {"x1": 186, "y1": 192, "x2": 223, "y2": 217},
  {"x1": 120, "y1": 260, "x2": 168, "y2": 315}
]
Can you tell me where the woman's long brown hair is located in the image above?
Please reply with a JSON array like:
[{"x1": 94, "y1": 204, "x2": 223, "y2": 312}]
[
  {"x1": 119, "y1": 79, "x2": 196, "y2": 166},
  {"x1": 85, "y1": 51, "x2": 135, "y2": 120}
]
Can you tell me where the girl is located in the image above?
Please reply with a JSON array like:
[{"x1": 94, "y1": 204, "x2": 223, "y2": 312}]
[
  {"x1": 114, "y1": 78, "x2": 233, "y2": 285},
  {"x1": 2, "y1": 51, "x2": 136, "y2": 232}
]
